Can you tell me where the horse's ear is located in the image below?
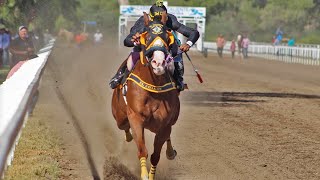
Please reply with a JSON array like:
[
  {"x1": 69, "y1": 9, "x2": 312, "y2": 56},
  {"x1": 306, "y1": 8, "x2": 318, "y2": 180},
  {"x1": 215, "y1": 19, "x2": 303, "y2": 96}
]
[
  {"x1": 143, "y1": 12, "x2": 149, "y2": 26},
  {"x1": 161, "y1": 11, "x2": 167, "y2": 25}
]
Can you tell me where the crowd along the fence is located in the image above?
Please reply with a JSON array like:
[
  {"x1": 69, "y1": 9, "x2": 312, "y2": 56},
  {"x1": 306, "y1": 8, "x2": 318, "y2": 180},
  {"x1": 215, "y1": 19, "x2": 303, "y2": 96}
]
[{"x1": 0, "y1": 39, "x2": 55, "y2": 179}]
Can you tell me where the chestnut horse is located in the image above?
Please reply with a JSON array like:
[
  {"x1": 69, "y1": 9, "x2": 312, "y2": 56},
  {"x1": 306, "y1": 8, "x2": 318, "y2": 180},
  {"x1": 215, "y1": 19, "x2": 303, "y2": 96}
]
[
  {"x1": 58, "y1": 28, "x2": 74, "y2": 44},
  {"x1": 112, "y1": 12, "x2": 179, "y2": 180}
]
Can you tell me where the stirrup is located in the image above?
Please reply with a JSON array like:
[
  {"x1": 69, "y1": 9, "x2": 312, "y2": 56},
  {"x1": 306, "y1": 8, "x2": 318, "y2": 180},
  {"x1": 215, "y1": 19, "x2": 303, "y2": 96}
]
[{"x1": 176, "y1": 81, "x2": 185, "y2": 92}]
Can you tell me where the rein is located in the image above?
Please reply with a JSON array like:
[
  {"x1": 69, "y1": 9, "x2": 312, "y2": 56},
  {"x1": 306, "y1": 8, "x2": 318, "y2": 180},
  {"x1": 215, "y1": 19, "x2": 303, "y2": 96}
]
[{"x1": 125, "y1": 20, "x2": 177, "y2": 93}]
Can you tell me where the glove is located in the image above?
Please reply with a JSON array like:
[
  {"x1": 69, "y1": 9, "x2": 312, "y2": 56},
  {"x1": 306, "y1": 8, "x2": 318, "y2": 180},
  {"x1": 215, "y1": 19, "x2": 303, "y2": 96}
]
[
  {"x1": 131, "y1": 32, "x2": 141, "y2": 46},
  {"x1": 180, "y1": 43, "x2": 191, "y2": 52}
]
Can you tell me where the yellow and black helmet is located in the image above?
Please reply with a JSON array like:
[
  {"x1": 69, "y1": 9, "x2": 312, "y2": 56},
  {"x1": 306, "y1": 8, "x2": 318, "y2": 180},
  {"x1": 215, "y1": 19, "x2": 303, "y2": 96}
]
[{"x1": 149, "y1": 0, "x2": 167, "y2": 21}]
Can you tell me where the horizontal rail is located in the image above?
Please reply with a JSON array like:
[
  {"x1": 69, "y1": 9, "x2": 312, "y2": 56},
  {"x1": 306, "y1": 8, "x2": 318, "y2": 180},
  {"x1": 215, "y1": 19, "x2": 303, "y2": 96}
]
[
  {"x1": 203, "y1": 42, "x2": 320, "y2": 65},
  {"x1": 0, "y1": 40, "x2": 55, "y2": 179}
]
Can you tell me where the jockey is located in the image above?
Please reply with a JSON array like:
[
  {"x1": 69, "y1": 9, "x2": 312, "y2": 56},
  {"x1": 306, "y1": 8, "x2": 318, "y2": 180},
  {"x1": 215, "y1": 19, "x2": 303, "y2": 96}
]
[{"x1": 109, "y1": 0, "x2": 200, "y2": 92}]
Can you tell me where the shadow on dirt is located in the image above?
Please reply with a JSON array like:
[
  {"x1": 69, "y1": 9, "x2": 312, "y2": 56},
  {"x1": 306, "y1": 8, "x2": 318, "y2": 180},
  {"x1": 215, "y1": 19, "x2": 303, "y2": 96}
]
[
  {"x1": 103, "y1": 157, "x2": 138, "y2": 180},
  {"x1": 180, "y1": 91, "x2": 320, "y2": 107}
]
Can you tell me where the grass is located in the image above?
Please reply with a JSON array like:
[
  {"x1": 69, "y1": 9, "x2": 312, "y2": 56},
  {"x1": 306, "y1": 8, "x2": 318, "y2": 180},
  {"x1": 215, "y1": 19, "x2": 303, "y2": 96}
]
[
  {"x1": 0, "y1": 66, "x2": 10, "y2": 84},
  {"x1": 4, "y1": 116, "x2": 63, "y2": 180}
]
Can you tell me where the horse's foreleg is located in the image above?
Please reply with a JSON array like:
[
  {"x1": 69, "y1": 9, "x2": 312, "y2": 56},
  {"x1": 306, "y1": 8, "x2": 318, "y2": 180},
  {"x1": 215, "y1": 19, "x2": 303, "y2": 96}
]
[
  {"x1": 149, "y1": 127, "x2": 172, "y2": 180},
  {"x1": 128, "y1": 114, "x2": 148, "y2": 180},
  {"x1": 166, "y1": 138, "x2": 177, "y2": 160},
  {"x1": 116, "y1": 117, "x2": 132, "y2": 142}
]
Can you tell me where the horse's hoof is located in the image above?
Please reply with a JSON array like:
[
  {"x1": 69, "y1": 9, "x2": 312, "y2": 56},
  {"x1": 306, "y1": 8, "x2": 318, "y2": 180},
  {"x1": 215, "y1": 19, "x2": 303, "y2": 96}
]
[
  {"x1": 126, "y1": 136, "x2": 133, "y2": 142},
  {"x1": 166, "y1": 149, "x2": 177, "y2": 160},
  {"x1": 141, "y1": 175, "x2": 149, "y2": 180},
  {"x1": 125, "y1": 133, "x2": 133, "y2": 142}
]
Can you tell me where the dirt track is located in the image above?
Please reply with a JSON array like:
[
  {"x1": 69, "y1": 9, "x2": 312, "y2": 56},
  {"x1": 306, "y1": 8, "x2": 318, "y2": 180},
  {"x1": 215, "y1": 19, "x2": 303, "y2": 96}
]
[{"x1": 35, "y1": 42, "x2": 320, "y2": 180}]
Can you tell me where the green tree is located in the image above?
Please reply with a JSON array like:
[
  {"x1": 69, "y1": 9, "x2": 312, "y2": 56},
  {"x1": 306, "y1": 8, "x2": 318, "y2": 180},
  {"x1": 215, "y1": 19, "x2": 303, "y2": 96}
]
[
  {"x1": 77, "y1": 0, "x2": 119, "y2": 32},
  {"x1": 0, "y1": 0, "x2": 79, "y2": 32}
]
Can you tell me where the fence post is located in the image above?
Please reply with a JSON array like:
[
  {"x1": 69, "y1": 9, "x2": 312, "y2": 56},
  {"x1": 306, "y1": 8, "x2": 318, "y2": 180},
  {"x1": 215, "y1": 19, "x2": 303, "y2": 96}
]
[
  {"x1": 203, "y1": 48, "x2": 208, "y2": 58},
  {"x1": 317, "y1": 45, "x2": 320, "y2": 65}
]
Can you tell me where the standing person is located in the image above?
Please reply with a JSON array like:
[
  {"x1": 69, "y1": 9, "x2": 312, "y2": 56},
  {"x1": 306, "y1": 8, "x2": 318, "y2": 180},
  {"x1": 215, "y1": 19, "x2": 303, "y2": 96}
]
[
  {"x1": 9, "y1": 26, "x2": 37, "y2": 69},
  {"x1": 109, "y1": 1, "x2": 199, "y2": 92},
  {"x1": 272, "y1": 36, "x2": 276, "y2": 44},
  {"x1": 230, "y1": 39, "x2": 236, "y2": 58},
  {"x1": 216, "y1": 34, "x2": 225, "y2": 58},
  {"x1": 93, "y1": 29, "x2": 103, "y2": 45},
  {"x1": 74, "y1": 31, "x2": 87, "y2": 49},
  {"x1": 2, "y1": 28, "x2": 11, "y2": 66},
  {"x1": 241, "y1": 35, "x2": 250, "y2": 58},
  {"x1": 74, "y1": 32, "x2": 83, "y2": 49},
  {"x1": 274, "y1": 28, "x2": 283, "y2": 46},
  {"x1": 0, "y1": 24, "x2": 5, "y2": 68},
  {"x1": 287, "y1": 38, "x2": 295, "y2": 47},
  {"x1": 288, "y1": 37, "x2": 295, "y2": 57},
  {"x1": 0, "y1": 24, "x2": 10, "y2": 68}
]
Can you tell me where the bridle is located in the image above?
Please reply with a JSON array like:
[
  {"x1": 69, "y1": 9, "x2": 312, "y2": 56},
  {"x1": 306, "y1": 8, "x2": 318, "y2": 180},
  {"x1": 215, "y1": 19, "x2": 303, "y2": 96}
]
[{"x1": 139, "y1": 27, "x2": 175, "y2": 70}]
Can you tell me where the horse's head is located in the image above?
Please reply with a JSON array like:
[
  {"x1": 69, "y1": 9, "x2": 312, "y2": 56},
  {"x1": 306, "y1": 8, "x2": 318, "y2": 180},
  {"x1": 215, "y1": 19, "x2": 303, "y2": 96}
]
[{"x1": 139, "y1": 12, "x2": 175, "y2": 76}]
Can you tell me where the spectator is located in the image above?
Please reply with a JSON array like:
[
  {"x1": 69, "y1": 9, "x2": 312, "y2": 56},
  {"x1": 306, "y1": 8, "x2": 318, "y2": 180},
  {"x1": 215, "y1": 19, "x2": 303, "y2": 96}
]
[
  {"x1": 274, "y1": 34, "x2": 282, "y2": 45},
  {"x1": 237, "y1": 34, "x2": 243, "y2": 54},
  {"x1": 93, "y1": 29, "x2": 103, "y2": 45},
  {"x1": 288, "y1": 38, "x2": 295, "y2": 57},
  {"x1": 272, "y1": 36, "x2": 276, "y2": 44},
  {"x1": 75, "y1": 31, "x2": 85, "y2": 49},
  {"x1": 216, "y1": 34, "x2": 225, "y2": 58},
  {"x1": 288, "y1": 38, "x2": 295, "y2": 47},
  {"x1": 0, "y1": 24, "x2": 10, "y2": 68},
  {"x1": 0, "y1": 24, "x2": 5, "y2": 68},
  {"x1": 241, "y1": 35, "x2": 250, "y2": 58},
  {"x1": 3, "y1": 28, "x2": 11, "y2": 66},
  {"x1": 9, "y1": 26, "x2": 37, "y2": 69},
  {"x1": 230, "y1": 39, "x2": 236, "y2": 58}
]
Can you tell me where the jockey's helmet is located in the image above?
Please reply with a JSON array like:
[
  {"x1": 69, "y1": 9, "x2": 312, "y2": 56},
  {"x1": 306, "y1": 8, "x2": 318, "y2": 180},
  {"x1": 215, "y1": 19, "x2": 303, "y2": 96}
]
[{"x1": 149, "y1": 2, "x2": 167, "y2": 21}]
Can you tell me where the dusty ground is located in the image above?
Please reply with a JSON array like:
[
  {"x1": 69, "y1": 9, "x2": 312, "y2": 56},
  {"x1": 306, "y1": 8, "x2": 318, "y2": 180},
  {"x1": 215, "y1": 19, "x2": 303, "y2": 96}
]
[{"x1": 24, "y1": 42, "x2": 320, "y2": 180}]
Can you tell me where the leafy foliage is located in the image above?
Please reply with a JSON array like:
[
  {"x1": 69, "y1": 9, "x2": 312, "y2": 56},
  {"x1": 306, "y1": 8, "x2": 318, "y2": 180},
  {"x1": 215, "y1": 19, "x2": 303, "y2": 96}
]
[
  {"x1": 129, "y1": 0, "x2": 320, "y2": 43},
  {"x1": 0, "y1": 0, "x2": 79, "y2": 33},
  {"x1": 77, "y1": 0, "x2": 119, "y2": 32},
  {"x1": 1, "y1": 0, "x2": 320, "y2": 43}
]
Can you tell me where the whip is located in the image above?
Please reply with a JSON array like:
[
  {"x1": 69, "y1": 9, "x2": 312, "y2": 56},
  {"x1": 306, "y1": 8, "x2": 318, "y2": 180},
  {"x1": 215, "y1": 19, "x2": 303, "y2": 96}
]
[
  {"x1": 171, "y1": 31, "x2": 203, "y2": 83},
  {"x1": 183, "y1": 52, "x2": 203, "y2": 83}
]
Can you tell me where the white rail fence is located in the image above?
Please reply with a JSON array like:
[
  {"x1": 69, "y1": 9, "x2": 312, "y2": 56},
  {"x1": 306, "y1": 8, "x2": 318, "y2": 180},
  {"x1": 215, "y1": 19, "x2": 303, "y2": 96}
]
[
  {"x1": 0, "y1": 39, "x2": 55, "y2": 179},
  {"x1": 203, "y1": 42, "x2": 320, "y2": 66}
]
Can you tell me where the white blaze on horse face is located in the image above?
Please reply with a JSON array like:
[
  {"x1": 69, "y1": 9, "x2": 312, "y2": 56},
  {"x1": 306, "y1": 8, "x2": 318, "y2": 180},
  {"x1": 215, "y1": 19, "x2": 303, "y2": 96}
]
[{"x1": 151, "y1": 51, "x2": 166, "y2": 75}]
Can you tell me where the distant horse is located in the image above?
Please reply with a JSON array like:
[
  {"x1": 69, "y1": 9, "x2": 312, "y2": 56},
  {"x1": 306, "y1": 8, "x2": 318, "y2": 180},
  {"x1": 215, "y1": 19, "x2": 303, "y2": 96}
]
[
  {"x1": 58, "y1": 28, "x2": 74, "y2": 44},
  {"x1": 112, "y1": 12, "x2": 179, "y2": 180}
]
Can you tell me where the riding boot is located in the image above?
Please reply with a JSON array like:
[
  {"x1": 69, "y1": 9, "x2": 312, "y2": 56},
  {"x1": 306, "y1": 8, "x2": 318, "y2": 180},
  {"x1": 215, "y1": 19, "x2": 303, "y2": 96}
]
[
  {"x1": 109, "y1": 62, "x2": 128, "y2": 89},
  {"x1": 173, "y1": 61, "x2": 184, "y2": 92}
]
